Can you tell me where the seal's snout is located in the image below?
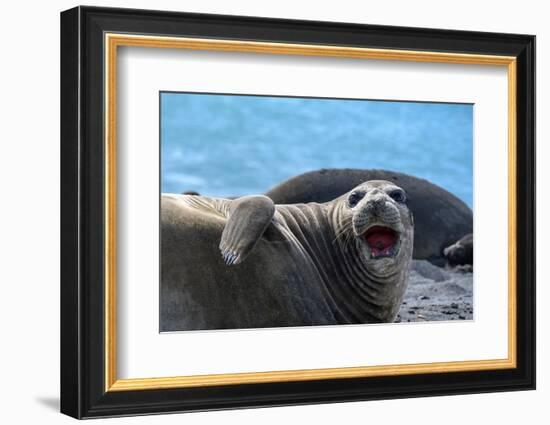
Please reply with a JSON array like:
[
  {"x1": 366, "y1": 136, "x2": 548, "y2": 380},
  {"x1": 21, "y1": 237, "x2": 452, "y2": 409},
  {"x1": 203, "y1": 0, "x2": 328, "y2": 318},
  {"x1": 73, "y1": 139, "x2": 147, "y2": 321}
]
[
  {"x1": 350, "y1": 186, "x2": 406, "y2": 261},
  {"x1": 343, "y1": 181, "x2": 411, "y2": 265},
  {"x1": 366, "y1": 194, "x2": 390, "y2": 215},
  {"x1": 353, "y1": 193, "x2": 401, "y2": 234}
]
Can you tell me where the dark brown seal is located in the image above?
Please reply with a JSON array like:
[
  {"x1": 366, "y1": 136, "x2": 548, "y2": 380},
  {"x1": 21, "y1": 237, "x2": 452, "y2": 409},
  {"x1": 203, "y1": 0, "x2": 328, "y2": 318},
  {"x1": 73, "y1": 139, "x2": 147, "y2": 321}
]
[{"x1": 443, "y1": 233, "x2": 473, "y2": 268}]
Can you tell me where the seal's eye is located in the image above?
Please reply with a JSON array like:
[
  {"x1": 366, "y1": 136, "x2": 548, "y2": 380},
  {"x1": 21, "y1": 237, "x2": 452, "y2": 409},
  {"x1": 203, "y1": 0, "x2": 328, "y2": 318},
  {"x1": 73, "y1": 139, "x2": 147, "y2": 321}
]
[
  {"x1": 388, "y1": 189, "x2": 407, "y2": 203},
  {"x1": 347, "y1": 191, "x2": 365, "y2": 208}
]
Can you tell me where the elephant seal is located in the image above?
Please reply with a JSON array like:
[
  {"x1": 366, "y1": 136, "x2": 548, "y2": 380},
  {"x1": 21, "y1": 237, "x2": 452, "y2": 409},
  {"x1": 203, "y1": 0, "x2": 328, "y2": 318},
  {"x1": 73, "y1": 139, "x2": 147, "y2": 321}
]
[
  {"x1": 264, "y1": 168, "x2": 472, "y2": 266},
  {"x1": 161, "y1": 180, "x2": 414, "y2": 331},
  {"x1": 443, "y1": 233, "x2": 473, "y2": 268}
]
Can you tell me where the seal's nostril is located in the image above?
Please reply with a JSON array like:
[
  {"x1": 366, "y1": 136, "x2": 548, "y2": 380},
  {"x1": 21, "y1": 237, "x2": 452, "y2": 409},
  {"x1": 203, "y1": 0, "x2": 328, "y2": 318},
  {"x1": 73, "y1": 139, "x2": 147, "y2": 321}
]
[{"x1": 372, "y1": 197, "x2": 386, "y2": 209}]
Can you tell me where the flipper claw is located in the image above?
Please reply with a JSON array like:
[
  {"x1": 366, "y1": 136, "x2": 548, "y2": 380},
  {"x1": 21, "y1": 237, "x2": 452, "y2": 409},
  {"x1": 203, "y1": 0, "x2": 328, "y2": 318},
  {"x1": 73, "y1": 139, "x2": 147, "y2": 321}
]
[{"x1": 218, "y1": 195, "x2": 275, "y2": 267}]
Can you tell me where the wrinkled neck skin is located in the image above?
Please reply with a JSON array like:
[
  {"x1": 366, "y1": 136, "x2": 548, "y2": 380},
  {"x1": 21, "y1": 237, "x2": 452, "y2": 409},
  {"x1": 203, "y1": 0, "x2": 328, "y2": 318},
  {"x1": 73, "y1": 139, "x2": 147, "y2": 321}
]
[{"x1": 276, "y1": 200, "x2": 413, "y2": 324}]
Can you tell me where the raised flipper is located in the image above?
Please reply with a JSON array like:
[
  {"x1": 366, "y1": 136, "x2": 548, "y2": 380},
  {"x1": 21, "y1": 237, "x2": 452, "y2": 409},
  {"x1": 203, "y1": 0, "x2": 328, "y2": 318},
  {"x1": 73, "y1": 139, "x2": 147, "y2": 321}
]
[{"x1": 219, "y1": 195, "x2": 275, "y2": 266}]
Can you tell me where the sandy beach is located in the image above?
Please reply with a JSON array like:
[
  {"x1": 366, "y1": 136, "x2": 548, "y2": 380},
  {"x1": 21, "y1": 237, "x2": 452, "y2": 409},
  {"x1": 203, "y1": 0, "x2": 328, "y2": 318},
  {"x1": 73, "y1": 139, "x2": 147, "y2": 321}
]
[{"x1": 397, "y1": 260, "x2": 473, "y2": 323}]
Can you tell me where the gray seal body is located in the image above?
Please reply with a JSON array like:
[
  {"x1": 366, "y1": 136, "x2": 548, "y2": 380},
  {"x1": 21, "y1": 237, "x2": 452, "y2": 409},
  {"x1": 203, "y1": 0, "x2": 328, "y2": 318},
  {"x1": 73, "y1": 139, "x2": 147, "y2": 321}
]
[
  {"x1": 161, "y1": 180, "x2": 414, "y2": 331},
  {"x1": 264, "y1": 168, "x2": 472, "y2": 265},
  {"x1": 443, "y1": 233, "x2": 473, "y2": 267}
]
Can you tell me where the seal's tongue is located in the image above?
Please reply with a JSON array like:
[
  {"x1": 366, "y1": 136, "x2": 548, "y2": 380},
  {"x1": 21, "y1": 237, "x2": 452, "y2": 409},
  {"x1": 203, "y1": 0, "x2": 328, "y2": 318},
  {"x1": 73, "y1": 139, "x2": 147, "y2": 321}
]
[{"x1": 364, "y1": 226, "x2": 398, "y2": 257}]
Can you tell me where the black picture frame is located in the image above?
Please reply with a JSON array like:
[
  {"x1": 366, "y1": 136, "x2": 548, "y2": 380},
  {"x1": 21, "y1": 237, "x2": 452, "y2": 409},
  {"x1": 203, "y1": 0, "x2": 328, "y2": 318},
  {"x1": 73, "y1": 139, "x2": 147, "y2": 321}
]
[{"x1": 60, "y1": 5, "x2": 535, "y2": 419}]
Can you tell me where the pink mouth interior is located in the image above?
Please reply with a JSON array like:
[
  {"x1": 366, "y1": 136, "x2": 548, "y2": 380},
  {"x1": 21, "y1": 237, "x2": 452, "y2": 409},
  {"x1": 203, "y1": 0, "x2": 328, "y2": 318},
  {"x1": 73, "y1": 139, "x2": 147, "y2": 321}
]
[{"x1": 363, "y1": 226, "x2": 398, "y2": 257}]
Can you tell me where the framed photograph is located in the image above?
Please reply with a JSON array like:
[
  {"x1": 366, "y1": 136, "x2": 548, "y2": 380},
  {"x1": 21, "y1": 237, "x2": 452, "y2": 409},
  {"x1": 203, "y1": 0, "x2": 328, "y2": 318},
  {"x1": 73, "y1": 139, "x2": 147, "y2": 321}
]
[{"x1": 60, "y1": 6, "x2": 535, "y2": 419}]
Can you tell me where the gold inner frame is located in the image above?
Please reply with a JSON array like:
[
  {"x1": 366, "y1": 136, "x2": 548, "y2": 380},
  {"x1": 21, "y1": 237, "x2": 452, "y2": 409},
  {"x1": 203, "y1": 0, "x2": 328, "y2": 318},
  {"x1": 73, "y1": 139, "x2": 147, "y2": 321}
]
[{"x1": 104, "y1": 33, "x2": 517, "y2": 392}]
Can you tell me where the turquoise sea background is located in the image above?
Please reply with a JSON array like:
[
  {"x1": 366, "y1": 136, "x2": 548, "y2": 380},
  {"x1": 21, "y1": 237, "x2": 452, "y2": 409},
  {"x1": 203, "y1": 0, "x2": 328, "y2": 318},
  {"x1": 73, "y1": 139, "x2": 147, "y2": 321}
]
[{"x1": 160, "y1": 92, "x2": 473, "y2": 207}]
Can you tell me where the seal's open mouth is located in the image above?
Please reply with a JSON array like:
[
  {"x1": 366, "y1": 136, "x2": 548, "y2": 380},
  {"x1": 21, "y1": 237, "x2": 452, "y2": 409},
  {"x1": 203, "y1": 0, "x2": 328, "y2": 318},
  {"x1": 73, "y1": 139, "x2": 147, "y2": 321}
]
[{"x1": 363, "y1": 226, "x2": 399, "y2": 259}]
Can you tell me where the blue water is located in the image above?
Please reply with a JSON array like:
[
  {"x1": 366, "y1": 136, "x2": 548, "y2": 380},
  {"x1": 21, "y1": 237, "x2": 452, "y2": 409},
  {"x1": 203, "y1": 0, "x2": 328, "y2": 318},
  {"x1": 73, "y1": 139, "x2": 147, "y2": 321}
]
[{"x1": 161, "y1": 93, "x2": 473, "y2": 207}]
